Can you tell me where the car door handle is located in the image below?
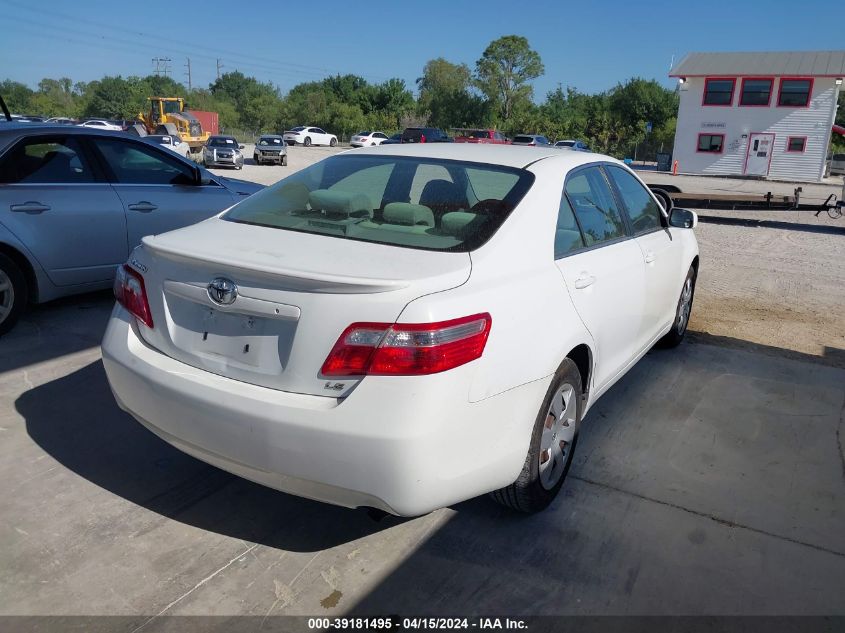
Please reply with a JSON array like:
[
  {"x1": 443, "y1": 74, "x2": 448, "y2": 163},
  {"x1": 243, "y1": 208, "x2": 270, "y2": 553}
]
[
  {"x1": 574, "y1": 274, "x2": 595, "y2": 289},
  {"x1": 128, "y1": 201, "x2": 158, "y2": 212},
  {"x1": 10, "y1": 201, "x2": 51, "y2": 214},
  {"x1": 644, "y1": 251, "x2": 657, "y2": 264}
]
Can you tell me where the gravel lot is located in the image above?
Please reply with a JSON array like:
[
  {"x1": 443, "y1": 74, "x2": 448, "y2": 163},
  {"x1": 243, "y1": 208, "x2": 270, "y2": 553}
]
[{"x1": 211, "y1": 146, "x2": 845, "y2": 367}]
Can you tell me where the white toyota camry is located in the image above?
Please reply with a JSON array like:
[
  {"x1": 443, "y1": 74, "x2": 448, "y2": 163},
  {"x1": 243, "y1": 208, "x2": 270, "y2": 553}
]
[{"x1": 102, "y1": 144, "x2": 699, "y2": 516}]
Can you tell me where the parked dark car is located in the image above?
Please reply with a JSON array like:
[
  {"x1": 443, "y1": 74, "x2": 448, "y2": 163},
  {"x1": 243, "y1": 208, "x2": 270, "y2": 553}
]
[
  {"x1": 401, "y1": 127, "x2": 453, "y2": 143},
  {"x1": 380, "y1": 132, "x2": 403, "y2": 145}
]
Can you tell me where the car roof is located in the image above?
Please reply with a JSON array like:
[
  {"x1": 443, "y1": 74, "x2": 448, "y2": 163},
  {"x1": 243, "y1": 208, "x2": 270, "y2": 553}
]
[
  {"x1": 345, "y1": 142, "x2": 612, "y2": 170},
  {"x1": 0, "y1": 123, "x2": 128, "y2": 138}
]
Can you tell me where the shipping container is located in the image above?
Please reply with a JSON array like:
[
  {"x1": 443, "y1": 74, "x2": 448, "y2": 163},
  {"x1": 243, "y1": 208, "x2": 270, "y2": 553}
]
[{"x1": 189, "y1": 110, "x2": 219, "y2": 136}]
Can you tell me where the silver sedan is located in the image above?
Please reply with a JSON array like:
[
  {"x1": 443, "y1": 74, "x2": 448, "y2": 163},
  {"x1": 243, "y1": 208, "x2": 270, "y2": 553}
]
[{"x1": 0, "y1": 124, "x2": 263, "y2": 335}]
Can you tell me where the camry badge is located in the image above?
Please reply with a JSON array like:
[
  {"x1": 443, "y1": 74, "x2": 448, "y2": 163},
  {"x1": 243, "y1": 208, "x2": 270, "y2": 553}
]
[{"x1": 207, "y1": 277, "x2": 238, "y2": 305}]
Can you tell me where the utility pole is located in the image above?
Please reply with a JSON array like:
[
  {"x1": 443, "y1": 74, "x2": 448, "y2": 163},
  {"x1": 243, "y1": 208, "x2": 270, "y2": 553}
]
[
  {"x1": 152, "y1": 57, "x2": 172, "y2": 77},
  {"x1": 216, "y1": 58, "x2": 224, "y2": 80},
  {"x1": 184, "y1": 57, "x2": 192, "y2": 90}
]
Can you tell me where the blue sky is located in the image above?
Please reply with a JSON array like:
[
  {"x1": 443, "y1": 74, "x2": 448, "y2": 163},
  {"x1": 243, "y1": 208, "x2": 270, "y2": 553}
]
[{"x1": 0, "y1": 0, "x2": 835, "y2": 98}]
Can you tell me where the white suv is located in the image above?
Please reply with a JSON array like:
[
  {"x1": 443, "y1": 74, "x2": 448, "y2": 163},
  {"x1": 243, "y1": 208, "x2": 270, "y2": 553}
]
[{"x1": 103, "y1": 144, "x2": 699, "y2": 516}]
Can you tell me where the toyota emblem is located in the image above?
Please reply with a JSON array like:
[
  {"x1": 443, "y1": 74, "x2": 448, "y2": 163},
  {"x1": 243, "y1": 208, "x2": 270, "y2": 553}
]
[{"x1": 207, "y1": 277, "x2": 238, "y2": 305}]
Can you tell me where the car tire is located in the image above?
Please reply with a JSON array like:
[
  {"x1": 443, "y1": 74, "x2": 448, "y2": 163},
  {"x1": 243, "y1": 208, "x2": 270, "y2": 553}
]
[
  {"x1": 254, "y1": 154, "x2": 260, "y2": 165},
  {"x1": 330, "y1": 137, "x2": 337, "y2": 147},
  {"x1": 0, "y1": 252, "x2": 27, "y2": 337},
  {"x1": 658, "y1": 264, "x2": 696, "y2": 348},
  {"x1": 304, "y1": 137, "x2": 312, "y2": 147},
  {"x1": 281, "y1": 155, "x2": 287, "y2": 166},
  {"x1": 491, "y1": 358, "x2": 582, "y2": 514}
]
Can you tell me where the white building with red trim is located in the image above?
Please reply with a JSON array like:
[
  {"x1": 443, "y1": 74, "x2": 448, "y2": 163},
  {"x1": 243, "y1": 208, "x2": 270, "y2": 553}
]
[{"x1": 669, "y1": 51, "x2": 844, "y2": 182}]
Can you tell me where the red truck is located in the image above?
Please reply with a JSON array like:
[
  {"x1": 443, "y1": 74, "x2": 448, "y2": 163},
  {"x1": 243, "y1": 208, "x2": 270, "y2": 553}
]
[{"x1": 453, "y1": 128, "x2": 510, "y2": 144}]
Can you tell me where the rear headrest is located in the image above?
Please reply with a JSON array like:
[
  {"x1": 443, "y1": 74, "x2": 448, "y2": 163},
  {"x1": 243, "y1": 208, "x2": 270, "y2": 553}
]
[
  {"x1": 308, "y1": 189, "x2": 371, "y2": 218},
  {"x1": 383, "y1": 202, "x2": 434, "y2": 227},
  {"x1": 440, "y1": 211, "x2": 486, "y2": 237}
]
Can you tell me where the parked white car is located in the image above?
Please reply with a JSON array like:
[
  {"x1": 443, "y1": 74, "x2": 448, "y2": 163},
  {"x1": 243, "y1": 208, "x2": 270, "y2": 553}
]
[
  {"x1": 78, "y1": 119, "x2": 123, "y2": 131},
  {"x1": 102, "y1": 144, "x2": 699, "y2": 516},
  {"x1": 350, "y1": 131, "x2": 389, "y2": 147},
  {"x1": 145, "y1": 134, "x2": 191, "y2": 158},
  {"x1": 283, "y1": 126, "x2": 337, "y2": 147}
]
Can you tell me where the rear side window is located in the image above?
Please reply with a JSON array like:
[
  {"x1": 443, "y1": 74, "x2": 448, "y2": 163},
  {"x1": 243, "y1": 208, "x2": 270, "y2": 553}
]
[
  {"x1": 0, "y1": 136, "x2": 95, "y2": 184},
  {"x1": 605, "y1": 166, "x2": 662, "y2": 234},
  {"x1": 225, "y1": 155, "x2": 534, "y2": 252},
  {"x1": 564, "y1": 167, "x2": 627, "y2": 246}
]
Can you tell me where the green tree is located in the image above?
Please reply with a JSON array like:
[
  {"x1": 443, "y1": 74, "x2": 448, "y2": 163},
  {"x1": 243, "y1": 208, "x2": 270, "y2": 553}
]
[
  {"x1": 475, "y1": 35, "x2": 544, "y2": 125},
  {"x1": 417, "y1": 58, "x2": 487, "y2": 129},
  {"x1": 83, "y1": 75, "x2": 147, "y2": 119},
  {"x1": 0, "y1": 80, "x2": 34, "y2": 113}
]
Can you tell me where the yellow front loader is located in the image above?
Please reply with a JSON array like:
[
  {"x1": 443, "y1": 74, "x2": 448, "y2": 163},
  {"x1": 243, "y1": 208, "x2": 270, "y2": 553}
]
[{"x1": 138, "y1": 97, "x2": 209, "y2": 152}]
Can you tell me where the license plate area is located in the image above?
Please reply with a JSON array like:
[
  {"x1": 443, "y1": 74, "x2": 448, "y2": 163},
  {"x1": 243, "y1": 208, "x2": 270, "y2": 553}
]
[{"x1": 166, "y1": 295, "x2": 297, "y2": 376}]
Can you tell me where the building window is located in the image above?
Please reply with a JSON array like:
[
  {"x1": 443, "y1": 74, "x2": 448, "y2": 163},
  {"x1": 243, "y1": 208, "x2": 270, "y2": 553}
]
[
  {"x1": 702, "y1": 78, "x2": 735, "y2": 106},
  {"x1": 739, "y1": 78, "x2": 773, "y2": 106},
  {"x1": 777, "y1": 78, "x2": 812, "y2": 107},
  {"x1": 697, "y1": 133, "x2": 724, "y2": 153},
  {"x1": 786, "y1": 136, "x2": 807, "y2": 153}
]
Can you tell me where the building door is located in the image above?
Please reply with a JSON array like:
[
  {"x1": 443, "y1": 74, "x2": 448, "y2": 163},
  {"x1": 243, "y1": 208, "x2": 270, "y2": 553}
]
[{"x1": 744, "y1": 133, "x2": 775, "y2": 176}]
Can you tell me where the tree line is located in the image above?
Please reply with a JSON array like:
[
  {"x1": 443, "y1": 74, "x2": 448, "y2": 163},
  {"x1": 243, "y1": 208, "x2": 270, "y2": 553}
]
[{"x1": 3, "y1": 35, "x2": 690, "y2": 157}]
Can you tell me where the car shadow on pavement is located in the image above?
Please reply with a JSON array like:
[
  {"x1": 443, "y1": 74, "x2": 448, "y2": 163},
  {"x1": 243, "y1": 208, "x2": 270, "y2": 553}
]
[
  {"x1": 348, "y1": 339, "x2": 845, "y2": 615},
  {"x1": 16, "y1": 360, "x2": 401, "y2": 553},
  {"x1": 0, "y1": 290, "x2": 113, "y2": 374},
  {"x1": 698, "y1": 215, "x2": 845, "y2": 236}
]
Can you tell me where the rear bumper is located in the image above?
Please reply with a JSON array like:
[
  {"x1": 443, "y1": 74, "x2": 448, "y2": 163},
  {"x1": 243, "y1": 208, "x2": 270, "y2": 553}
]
[{"x1": 101, "y1": 306, "x2": 549, "y2": 516}]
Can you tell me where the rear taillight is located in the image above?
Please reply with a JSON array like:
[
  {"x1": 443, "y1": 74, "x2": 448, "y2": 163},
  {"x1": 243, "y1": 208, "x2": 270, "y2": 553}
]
[
  {"x1": 420, "y1": 133, "x2": 426, "y2": 143},
  {"x1": 114, "y1": 264, "x2": 153, "y2": 328},
  {"x1": 321, "y1": 313, "x2": 491, "y2": 377}
]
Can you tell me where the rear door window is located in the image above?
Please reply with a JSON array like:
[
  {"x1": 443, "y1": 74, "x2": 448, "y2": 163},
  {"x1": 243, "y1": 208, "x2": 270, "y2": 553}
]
[
  {"x1": 604, "y1": 165, "x2": 663, "y2": 234},
  {"x1": 0, "y1": 136, "x2": 96, "y2": 184},
  {"x1": 564, "y1": 167, "x2": 627, "y2": 246}
]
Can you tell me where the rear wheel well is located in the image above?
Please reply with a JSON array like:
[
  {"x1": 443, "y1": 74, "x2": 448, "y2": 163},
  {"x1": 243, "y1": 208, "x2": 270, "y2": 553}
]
[
  {"x1": 566, "y1": 344, "x2": 592, "y2": 396},
  {"x1": 0, "y1": 243, "x2": 37, "y2": 304}
]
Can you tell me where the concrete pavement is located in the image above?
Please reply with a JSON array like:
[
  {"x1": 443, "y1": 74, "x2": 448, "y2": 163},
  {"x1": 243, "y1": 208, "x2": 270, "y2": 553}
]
[{"x1": 1, "y1": 293, "x2": 843, "y2": 618}]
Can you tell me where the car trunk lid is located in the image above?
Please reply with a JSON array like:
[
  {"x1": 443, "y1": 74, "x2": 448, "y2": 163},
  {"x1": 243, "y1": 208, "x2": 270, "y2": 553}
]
[{"x1": 135, "y1": 218, "x2": 471, "y2": 397}]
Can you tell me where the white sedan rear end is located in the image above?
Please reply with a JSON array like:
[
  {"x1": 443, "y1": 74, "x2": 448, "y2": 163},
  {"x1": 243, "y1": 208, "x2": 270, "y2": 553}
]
[
  {"x1": 102, "y1": 144, "x2": 699, "y2": 516},
  {"x1": 350, "y1": 131, "x2": 389, "y2": 147}
]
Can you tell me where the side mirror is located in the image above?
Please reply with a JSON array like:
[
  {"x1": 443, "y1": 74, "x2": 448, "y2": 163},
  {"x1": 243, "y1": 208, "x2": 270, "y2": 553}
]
[
  {"x1": 238, "y1": 145, "x2": 245, "y2": 150},
  {"x1": 669, "y1": 208, "x2": 698, "y2": 229}
]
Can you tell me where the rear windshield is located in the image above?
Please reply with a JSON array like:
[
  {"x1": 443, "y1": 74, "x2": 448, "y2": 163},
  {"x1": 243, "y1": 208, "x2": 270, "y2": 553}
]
[
  {"x1": 355, "y1": 131, "x2": 371, "y2": 136},
  {"x1": 224, "y1": 154, "x2": 534, "y2": 252}
]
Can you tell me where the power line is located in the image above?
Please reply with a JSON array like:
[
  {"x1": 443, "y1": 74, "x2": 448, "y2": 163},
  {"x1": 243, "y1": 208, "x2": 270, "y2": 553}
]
[{"x1": 1, "y1": 1, "x2": 391, "y2": 83}]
